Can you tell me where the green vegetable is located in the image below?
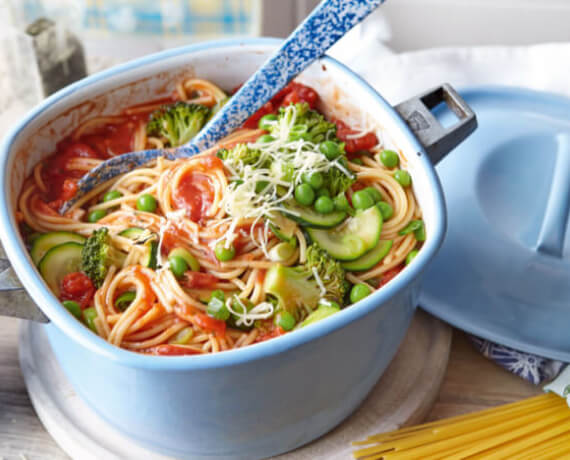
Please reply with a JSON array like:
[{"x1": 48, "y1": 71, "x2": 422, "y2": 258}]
[
  {"x1": 210, "y1": 289, "x2": 225, "y2": 302},
  {"x1": 302, "y1": 171, "x2": 324, "y2": 190},
  {"x1": 62, "y1": 300, "x2": 81, "y2": 319},
  {"x1": 118, "y1": 227, "x2": 158, "y2": 269},
  {"x1": 297, "y1": 303, "x2": 340, "y2": 329},
  {"x1": 350, "y1": 283, "x2": 372, "y2": 303},
  {"x1": 169, "y1": 327, "x2": 194, "y2": 345},
  {"x1": 322, "y1": 164, "x2": 355, "y2": 196},
  {"x1": 398, "y1": 220, "x2": 425, "y2": 242},
  {"x1": 376, "y1": 201, "x2": 394, "y2": 220},
  {"x1": 207, "y1": 296, "x2": 230, "y2": 321},
  {"x1": 333, "y1": 193, "x2": 350, "y2": 212},
  {"x1": 80, "y1": 227, "x2": 126, "y2": 288},
  {"x1": 270, "y1": 103, "x2": 337, "y2": 144},
  {"x1": 379, "y1": 149, "x2": 400, "y2": 168},
  {"x1": 264, "y1": 243, "x2": 347, "y2": 316},
  {"x1": 319, "y1": 140, "x2": 341, "y2": 160},
  {"x1": 363, "y1": 186, "x2": 382, "y2": 203},
  {"x1": 275, "y1": 311, "x2": 296, "y2": 331},
  {"x1": 136, "y1": 194, "x2": 157, "y2": 213},
  {"x1": 38, "y1": 242, "x2": 83, "y2": 296},
  {"x1": 168, "y1": 255, "x2": 188, "y2": 278},
  {"x1": 115, "y1": 291, "x2": 136, "y2": 311},
  {"x1": 316, "y1": 188, "x2": 330, "y2": 198},
  {"x1": 87, "y1": 209, "x2": 106, "y2": 223},
  {"x1": 342, "y1": 240, "x2": 393, "y2": 272},
  {"x1": 82, "y1": 307, "x2": 98, "y2": 332},
  {"x1": 314, "y1": 196, "x2": 334, "y2": 214},
  {"x1": 217, "y1": 144, "x2": 263, "y2": 167},
  {"x1": 351, "y1": 158, "x2": 364, "y2": 165},
  {"x1": 146, "y1": 101, "x2": 210, "y2": 147},
  {"x1": 30, "y1": 231, "x2": 86, "y2": 265},
  {"x1": 227, "y1": 297, "x2": 254, "y2": 331},
  {"x1": 257, "y1": 134, "x2": 275, "y2": 144},
  {"x1": 307, "y1": 206, "x2": 382, "y2": 261},
  {"x1": 406, "y1": 249, "x2": 419, "y2": 265},
  {"x1": 215, "y1": 241, "x2": 236, "y2": 262},
  {"x1": 394, "y1": 169, "x2": 412, "y2": 187},
  {"x1": 352, "y1": 190, "x2": 375, "y2": 210},
  {"x1": 294, "y1": 183, "x2": 315, "y2": 206},
  {"x1": 102, "y1": 190, "x2": 123, "y2": 202},
  {"x1": 168, "y1": 247, "x2": 200, "y2": 271},
  {"x1": 268, "y1": 222, "x2": 297, "y2": 246},
  {"x1": 268, "y1": 242, "x2": 296, "y2": 262},
  {"x1": 282, "y1": 201, "x2": 346, "y2": 228},
  {"x1": 258, "y1": 113, "x2": 278, "y2": 131}
]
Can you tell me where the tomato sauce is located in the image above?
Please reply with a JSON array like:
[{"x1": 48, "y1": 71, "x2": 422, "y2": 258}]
[
  {"x1": 181, "y1": 272, "x2": 219, "y2": 290},
  {"x1": 60, "y1": 272, "x2": 95, "y2": 309},
  {"x1": 194, "y1": 312, "x2": 226, "y2": 337},
  {"x1": 334, "y1": 119, "x2": 378, "y2": 156}
]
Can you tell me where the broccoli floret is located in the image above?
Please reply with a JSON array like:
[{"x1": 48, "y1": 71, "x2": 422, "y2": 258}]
[
  {"x1": 146, "y1": 102, "x2": 210, "y2": 147},
  {"x1": 81, "y1": 228, "x2": 126, "y2": 287},
  {"x1": 271, "y1": 103, "x2": 337, "y2": 144},
  {"x1": 264, "y1": 243, "x2": 347, "y2": 317},
  {"x1": 216, "y1": 144, "x2": 264, "y2": 166},
  {"x1": 305, "y1": 244, "x2": 348, "y2": 301}
]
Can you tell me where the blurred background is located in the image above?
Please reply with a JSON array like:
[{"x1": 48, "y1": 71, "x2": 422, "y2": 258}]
[{"x1": 2, "y1": 0, "x2": 570, "y2": 131}]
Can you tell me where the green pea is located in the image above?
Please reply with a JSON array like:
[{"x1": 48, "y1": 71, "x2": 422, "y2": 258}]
[
  {"x1": 350, "y1": 283, "x2": 372, "y2": 304},
  {"x1": 102, "y1": 190, "x2": 123, "y2": 202},
  {"x1": 62, "y1": 300, "x2": 81, "y2": 319},
  {"x1": 137, "y1": 194, "x2": 157, "y2": 212},
  {"x1": 302, "y1": 171, "x2": 324, "y2": 190},
  {"x1": 294, "y1": 183, "x2": 315, "y2": 206},
  {"x1": 319, "y1": 300, "x2": 341, "y2": 310},
  {"x1": 380, "y1": 149, "x2": 400, "y2": 168},
  {"x1": 376, "y1": 201, "x2": 394, "y2": 220},
  {"x1": 351, "y1": 190, "x2": 374, "y2": 210},
  {"x1": 168, "y1": 255, "x2": 188, "y2": 278},
  {"x1": 207, "y1": 296, "x2": 230, "y2": 321},
  {"x1": 314, "y1": 196, "x2": 334, "y2": 214},
  {"x1": 319, "y1": 140, "x2": 341, "y2": 160},
  {"x1": 215, "y1": 241, "x2": 236, "y2": 262},
  {"x1": 394, "y1": 170, "x2": 412, "y2": 187},
  {"x1": 316, "y1": 188, "x2": 330, "y2": 198},
  {"x1": 87, "y1": 209, "x2": 106, "y2": 223},
  {"x1": 334, "y1": 193, "x2": 350, "y2": 211},
  {"x1": 257, "y1": 134, "x2": 275, "y2": 143},
  {"x1": 115, "y1": 291, "x2": 136, "y2": 311},
  {"x1": 275, "y1": 311, "x2": 296, "y2": 331},
  {"x1": 210, "y1": 289, "x2": 225, "y2": 302},
  {"x1": 406, "y1": 249, "x2": 419, "y2": 265},
  {"x1": 351, "y1": 158, "x2": 364, "y2": 165},
  {"x1": 363, "y1": 186, "x2": 382, "y2": 203},
  {"x1": 82, "y1": 307, "x2": 98, "y2": 332},
  {"x1": 258, "y1": 113, "x2": 278, "y2": 131}
]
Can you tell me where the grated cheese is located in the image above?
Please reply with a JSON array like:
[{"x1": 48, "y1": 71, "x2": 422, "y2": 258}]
[{"x1": 226, "y1": 296, "x2": 275, "y2": 327}]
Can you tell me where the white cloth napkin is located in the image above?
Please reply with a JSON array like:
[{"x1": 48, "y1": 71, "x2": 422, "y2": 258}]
[{"x1": 330, "y1": 38, "x2": 570, "y2": 384}]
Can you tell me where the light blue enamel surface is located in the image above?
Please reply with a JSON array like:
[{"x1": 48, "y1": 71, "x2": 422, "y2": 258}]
[
  {"x1": 0, "y1": 39, "x2": 446, "y2": 458},
  {"x1": 69, "y1": 0, "x2": 385, "y2": 209},
  {"x1": 420, "y1": 86, "x2": 570, "y2": 362}
]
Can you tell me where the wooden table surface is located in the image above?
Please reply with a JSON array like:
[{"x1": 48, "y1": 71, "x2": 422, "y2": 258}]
[{"x1": 0, "y1": 315, "x2": 541, "y2": 459}]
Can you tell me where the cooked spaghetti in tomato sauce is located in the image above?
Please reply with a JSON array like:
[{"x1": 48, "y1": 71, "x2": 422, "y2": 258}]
[{"x1": 18, "y1": 77, "x2": 424, "y2": 355}]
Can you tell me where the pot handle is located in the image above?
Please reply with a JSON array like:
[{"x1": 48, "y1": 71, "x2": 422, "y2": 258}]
[
  {"x1": 394, "y1": 83, "x2": 477, "y2": 164},
  {"x1": 0, "y1": 244, "x2": 49, "y2": 323}
]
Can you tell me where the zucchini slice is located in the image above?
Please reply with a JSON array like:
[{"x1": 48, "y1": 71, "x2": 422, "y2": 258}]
[
  {"x1": 307, "y1": 206, "x2": 383, "y2": 261},
  {"x1": 281, "y1": 202, "x2": 346, "y2": 229},
  {"x1": 119, "y1": 227, "x2": 158, "y2": 269},
  {"x1": 38, "y1": 242, "x2": 84, "y2": 296},
  {"x1": 342, "y1": 240, "x2": 393, "y2": 272},
  {"x1": 30, "y1": 232, "x2": 86, "y2": 265}
]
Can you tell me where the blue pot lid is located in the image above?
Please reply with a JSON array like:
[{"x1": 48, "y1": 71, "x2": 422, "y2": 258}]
[{"x1": 419, "y1": 86, "x2": 570, "y2": 361}]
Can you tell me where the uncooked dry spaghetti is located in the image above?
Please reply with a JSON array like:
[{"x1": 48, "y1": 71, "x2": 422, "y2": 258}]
[{"x1": 17, "y1": 78, "x2": 425, "y2": 355}]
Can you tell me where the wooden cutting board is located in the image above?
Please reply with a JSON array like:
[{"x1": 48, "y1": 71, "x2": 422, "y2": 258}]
[{"x1": 0, "y1": 310, "x2": 450, "y2": 459}]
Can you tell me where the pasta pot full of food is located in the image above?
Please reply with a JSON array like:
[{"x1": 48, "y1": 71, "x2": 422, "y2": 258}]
[{"x1": 0, "y1": 39, "x2": 476, "y2": 459}]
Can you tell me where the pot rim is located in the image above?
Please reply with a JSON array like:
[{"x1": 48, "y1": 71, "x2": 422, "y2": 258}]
[{"x1": 0, "y1": 37, "x2": 446, "y2": 370}]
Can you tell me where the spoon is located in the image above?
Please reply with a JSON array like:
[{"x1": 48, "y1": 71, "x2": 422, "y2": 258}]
[{"x1": 61, "y1": 0, "x2": 385, "y2": 213}]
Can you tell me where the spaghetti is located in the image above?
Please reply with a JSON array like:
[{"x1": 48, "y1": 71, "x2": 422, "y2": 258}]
[{"x1": 17, "y1": 77, "x2": 424, "y2": 356}]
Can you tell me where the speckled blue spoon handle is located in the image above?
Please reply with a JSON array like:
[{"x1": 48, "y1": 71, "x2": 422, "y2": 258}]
[{"x1": 61, "y1": 0, "x2": 385, "y2": 213}]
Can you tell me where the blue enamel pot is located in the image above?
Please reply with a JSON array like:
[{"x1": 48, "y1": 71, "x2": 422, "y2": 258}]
[{"x1": 0, "y1": 39, "x2": 475, "y2": 459}]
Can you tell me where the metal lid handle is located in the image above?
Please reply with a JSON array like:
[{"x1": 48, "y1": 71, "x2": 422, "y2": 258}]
[{"x1": 395, "y1": 83, "x2": 477, "y2": 165}]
